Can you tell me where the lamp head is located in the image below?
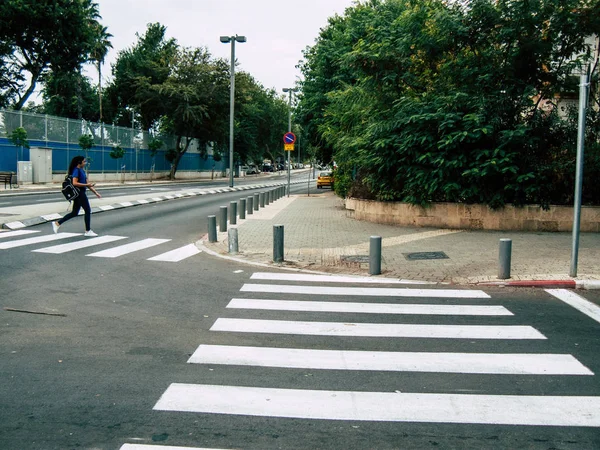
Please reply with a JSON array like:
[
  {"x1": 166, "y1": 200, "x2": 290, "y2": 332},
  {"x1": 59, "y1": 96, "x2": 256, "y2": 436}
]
[
  {"x1": 235, "y1": 35, "x2": 247, "y2": 43},
  {"x1": 220, "y1": 36, "x2": 231, "y2": 43}
]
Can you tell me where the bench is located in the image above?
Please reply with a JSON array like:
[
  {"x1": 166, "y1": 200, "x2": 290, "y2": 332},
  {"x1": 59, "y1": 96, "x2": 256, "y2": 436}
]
[{"x1": 0, "y1": 171, "x2": 16, "y2": 189}]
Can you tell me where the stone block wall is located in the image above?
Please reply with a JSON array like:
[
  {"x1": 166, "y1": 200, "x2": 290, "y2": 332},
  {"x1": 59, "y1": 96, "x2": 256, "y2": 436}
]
[{"x1": 345, "y1": 198, "x2": 600, "y2": 232}]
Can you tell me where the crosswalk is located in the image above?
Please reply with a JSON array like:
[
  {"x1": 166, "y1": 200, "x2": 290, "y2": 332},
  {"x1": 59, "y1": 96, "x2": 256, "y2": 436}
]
[
  {"x1": 0, "y1": 229, "x2": 200, "y2": 262},
  {"x1": 138, "y1": 270, "x2": 599, "y2": 450}
]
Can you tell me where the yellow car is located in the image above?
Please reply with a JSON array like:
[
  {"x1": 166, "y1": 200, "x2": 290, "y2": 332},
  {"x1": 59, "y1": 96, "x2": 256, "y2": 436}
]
[{"x1": 317, "y1": 171, "x2": 334, "y2": 189}]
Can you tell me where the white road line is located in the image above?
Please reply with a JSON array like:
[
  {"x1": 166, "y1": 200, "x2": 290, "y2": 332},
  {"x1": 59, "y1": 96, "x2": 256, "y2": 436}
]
[
  {"x1": 99, "y1": 205, "x2": 115, "y2": 211},
  {"x1": 0, "y1": 230, "x2": 40, "y2": 239},
  {"x1": 33, "y1": 235, "x2": 127, "y2": 254},
  {"x1": 227, "y1": 298, "x2": 513, "y2": 316},
  {"x1": 120, "y1": 202, "x2": 134, "y2": 207},
  {"x1": 189, "y1": 344, "x2": 592, "y2": 375},
  {"x1": 210, "y1": 318, "x2": 546, "y2": 339},
  {"x1": 0, "y1": 232, "x2": 81, "y2": 249},
  {"x1": 154, "y1": 384, "x2": 600, "y2": 426},
  {"x1": 147, "y1": 243, "x2": 201, "y2": 262},
  {"x1": 87, "y1": 238, "x2": 170, "y2": 258},
  {"x1": 241, "y1": 283, "x2": 490, "y2": 298},
  {"x1": 137, "y1": 199, "x2": 150, "y2": 204},
  {"x1": 250, "y1": 272, "x2": 432, "y2": 284},
  {"x1": 546, "y1": 289, "x2": 600, "y2": 324},
  {"x1": 121, "y1": 445, "x2": 228, "y2": 450}
]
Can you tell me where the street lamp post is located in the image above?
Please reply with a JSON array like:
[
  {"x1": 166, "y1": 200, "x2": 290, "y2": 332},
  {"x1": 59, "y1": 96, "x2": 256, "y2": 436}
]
[
  {"x1": 282, "y1": 87, "x2": 297, "y2": 196},
  {"x1": 220, "y1": 35, "x2": 246, "y2": 188}
]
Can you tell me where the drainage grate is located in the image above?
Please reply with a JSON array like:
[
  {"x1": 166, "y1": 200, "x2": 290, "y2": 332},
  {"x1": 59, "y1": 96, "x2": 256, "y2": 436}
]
[
  {"x1": 341, "y1": 255, "x2": 370, "y2": 263},
  {"x1": 404, "y1": 251, "x2": 449, "y2": 261}
]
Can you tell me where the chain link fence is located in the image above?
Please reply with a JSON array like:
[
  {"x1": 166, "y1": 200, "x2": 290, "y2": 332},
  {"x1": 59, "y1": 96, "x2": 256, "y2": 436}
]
[{"x1": 0, "y1": 109, "x2": 222, "y2": 177}]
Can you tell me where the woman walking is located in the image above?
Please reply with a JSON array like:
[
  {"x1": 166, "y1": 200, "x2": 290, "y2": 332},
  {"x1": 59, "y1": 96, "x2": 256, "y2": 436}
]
[{"x1": 52, "y1": 156, "x2": 102, "y2": 236}]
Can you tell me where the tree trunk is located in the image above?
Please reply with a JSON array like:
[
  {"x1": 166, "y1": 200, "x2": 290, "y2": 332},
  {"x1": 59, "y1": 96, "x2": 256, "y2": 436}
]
[
  {"x1": 169, "y1": 136, "x2": 192, "y2": 180},
  {"x1": 98, "y1": 62, "x2": 103, "y2": 122}
]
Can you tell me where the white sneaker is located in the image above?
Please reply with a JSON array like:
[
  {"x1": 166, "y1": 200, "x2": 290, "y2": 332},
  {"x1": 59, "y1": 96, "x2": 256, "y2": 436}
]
[
  {"x1": 52, "y1": 221, "x2": 60, "y2": 234},
  {"x1": 84, "y1": 230, "x2": 98, "y2": 237}
]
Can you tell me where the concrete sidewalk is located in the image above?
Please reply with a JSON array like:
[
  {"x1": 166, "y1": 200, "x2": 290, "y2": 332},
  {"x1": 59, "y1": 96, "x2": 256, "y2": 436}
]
[
  {"x1": 2, "y1": 179, "x2": 599, "y2": 287},
  {"x1": 200, "y1": 191, "x2": 600, "y2": 288}
]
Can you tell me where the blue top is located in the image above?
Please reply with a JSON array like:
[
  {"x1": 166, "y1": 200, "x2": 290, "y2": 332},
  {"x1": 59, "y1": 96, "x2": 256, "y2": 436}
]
[{"x1": 72, "y1": 167, "x2": 87, "y2": 191}]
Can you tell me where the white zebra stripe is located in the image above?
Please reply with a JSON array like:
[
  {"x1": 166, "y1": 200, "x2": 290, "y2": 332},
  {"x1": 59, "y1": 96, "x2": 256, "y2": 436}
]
[
  {"x1": 33, "y1": 235, "x2": 127, "y2": 254},
  {"x1": 0, "y1": 232, "x2": 80, "y2": 249},
  {"x1": 227, "y1": 298, "x2": 513, "y2": 316},
  {"x1": 147, "y1": 244, "x2": 201, "y2": 262},
  {"x1": 0, "y1": 230, "x2": 39, "y2": 239},
  {"x1": 189, "y1": 344, "x2": 592, "y2": 375},
  {"x1": 241, "y1": 283, "x2": 490, "y2": 298},
  {"x1": 87, "y1": 238, "x2": 170, "y2": 258},
  {"x1": 154, "y1": 384, "x2": 600, "y2": 426},
  {"x1": 250, "y1": 272, "x2": 431, "y2": 284},
  {"x1": 210, "y1": 318, "x2": 546, "y2": 339}
]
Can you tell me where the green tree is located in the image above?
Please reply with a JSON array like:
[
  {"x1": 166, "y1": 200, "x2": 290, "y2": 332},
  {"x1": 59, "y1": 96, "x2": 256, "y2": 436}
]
[
  {"x1": 89, "y1": 24, "x2": 113, "y2": 122},
  {"x1": 298, "y1": 0, "x2": 600, "y2": 207},
  {"x1": 107, "y1": 23, "x2": 178, "y2": 130},
  {"x1": 0, "y1": 0, "x2": 106, "y2": 110},
  {"x1": 8, "y1": 127, "x2": 29, "y2": 161},
  {"x1": 155, "y1": 46, "x2": 230, "y2": 179}
]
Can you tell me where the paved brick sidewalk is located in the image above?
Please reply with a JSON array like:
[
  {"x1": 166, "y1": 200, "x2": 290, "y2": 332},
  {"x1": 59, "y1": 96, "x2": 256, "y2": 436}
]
[{"x1": 201, "y1": 191, "x2": 600, "y2": 285}]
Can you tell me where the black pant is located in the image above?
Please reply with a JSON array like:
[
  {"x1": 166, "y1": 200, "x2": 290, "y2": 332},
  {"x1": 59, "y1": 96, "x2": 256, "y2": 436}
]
[{"x1": 58, "y1": 190, "x2": 91, "y2": 231}]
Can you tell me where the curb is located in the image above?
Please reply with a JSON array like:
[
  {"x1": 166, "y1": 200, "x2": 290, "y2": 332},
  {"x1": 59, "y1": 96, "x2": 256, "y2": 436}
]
[
  {"x1": 477, "y1": 279, "x2": 600, "y2": 290},
  {"x1": 1, "y1": 180, "x2": 305, "y2": 230}
]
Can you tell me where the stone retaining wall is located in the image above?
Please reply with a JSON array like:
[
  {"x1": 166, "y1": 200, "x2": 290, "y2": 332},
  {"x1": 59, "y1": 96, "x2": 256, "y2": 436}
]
[{"x1": 345, "y1": 198, "x2": 600, "y2": 232}]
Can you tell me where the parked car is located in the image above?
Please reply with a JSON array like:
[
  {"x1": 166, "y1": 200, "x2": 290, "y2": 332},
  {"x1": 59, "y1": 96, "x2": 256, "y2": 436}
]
[
  {"x1": 262, "y1": 164, "x2": 274, "y2": 172},
  {"x1": 317, "y1": 171, "x2": 334, "y2": 189},
  {"x1": 245, "y1": 165, "x2": 260, "y2": 175}
]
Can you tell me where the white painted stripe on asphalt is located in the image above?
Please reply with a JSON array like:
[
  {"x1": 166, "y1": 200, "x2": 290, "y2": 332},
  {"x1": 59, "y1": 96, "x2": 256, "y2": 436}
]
[
  {"x1": 99, "y1": 205, "x2": 115, "y2": 211},
  {"x1": 0, "y1": 230, "x2": 39, "y2": 239},
  {"x1": 227, "y1": 298, "x2": 513, "y2": 316},
  {"x1": 154, "y1": 383, "x2": 600, "y2": 426},
  {"x1": 189, "y1": 344, "x2": 592, "y2": 375},
  {"x1": 250, "y1": 272, "x2": 432, "y2": 285},
  {"x1": 121, "y1": 444, "x2": 228, "y2": 450},
  {"x1": 87, "y1": 238, "x2": 170, "y2": 258},
  {"x1": 120, "y1": 202, "x2": 134, "y2": 207},
  {"x1": 546, "y1": 289, "x2": 600, "y2": 324},
  {"x1": 147, "y1": 243, "x2": 201, "y2": 262},
  {"x1": 164, "y1": 195, "x2": 175, "y2": 199},
  {"x1": 151, "y1": 197, "x2": 164, "y2": 201},
  {"x1": 137, "y1": 199, "x2": 150, "y2": 204},
  {"x1": 210, "y1": 318, "x2": 546, "y2": 339},
  {"x1": 0, "y1": 232, "x2": 81, "y2": 249},
  {"x1": 240, "y1": 283, "x2": 490, "y2": 298},
  {"x1": 33, "y1": 235, "x2": 127, "y2": 254}
]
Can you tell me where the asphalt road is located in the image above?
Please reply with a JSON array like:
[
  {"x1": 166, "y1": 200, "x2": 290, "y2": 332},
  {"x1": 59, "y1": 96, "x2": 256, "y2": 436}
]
[{"x1": 1, "y1": 180, "x2": 600, "y2": 450}]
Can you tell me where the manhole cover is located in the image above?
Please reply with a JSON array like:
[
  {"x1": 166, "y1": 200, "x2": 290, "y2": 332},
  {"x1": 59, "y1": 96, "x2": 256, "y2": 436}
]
[
  {"x1": 404, "y1": 251, "x2": 449, "y2": 261},
  {"x1": 341, "y1": 255, "x2": 370, "y2": 263}
]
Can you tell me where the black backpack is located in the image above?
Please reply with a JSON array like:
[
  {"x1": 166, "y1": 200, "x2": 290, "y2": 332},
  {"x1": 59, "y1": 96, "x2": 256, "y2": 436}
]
[{"x1": 61, "y1": 175, "x2": 79, "y2": 202}]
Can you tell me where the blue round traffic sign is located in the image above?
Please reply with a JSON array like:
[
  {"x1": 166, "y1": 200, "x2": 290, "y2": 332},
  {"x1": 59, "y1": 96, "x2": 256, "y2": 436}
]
[{"x1": 283, "y1": 132, "x2": 296, "y2": 144}]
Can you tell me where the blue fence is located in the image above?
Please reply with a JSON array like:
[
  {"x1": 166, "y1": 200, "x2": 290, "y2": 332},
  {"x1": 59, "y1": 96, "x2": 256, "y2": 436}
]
[{"x1": 0, "y1": 109, "x2": 226, "y2": 175}]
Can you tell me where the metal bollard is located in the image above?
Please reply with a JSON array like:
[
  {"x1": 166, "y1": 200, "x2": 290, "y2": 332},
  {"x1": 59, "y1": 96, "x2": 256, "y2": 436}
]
[
  {"x1": 247, "y1": 196, "x2": 254, "y2": 215},
  {"x1": 273, "y1": 224, "x2": 284, "y2": 262},
  {"x1": 498, "y1": 238, "x2": 512, "y2": 279},
  {"x1": 219, "y1": 206, "x2": 228, "y2": 232},
  {"x1": 369, "y1": 236, "x2": 382, "y2": 275},
  {"x1": 253, "y1": 193, "x2": 260, "y2": 210},
  {"x1": 229, "y1": 201, "x2": 237, "y2": 225},
  {"x1": 208, "y1": 215, "x2": 217, "y2": 243},
  {"x1": 259, "y1": 192, "x2": 265, "y2": 208},
  {"x1": 239, "y1": 198, "x2": 246, "y2": 220},
  {"x1": 265, "y1": 190, "x2": 270, "y2": 205},
  {"x1": 228, "y1": 227, "x2": 238, "y2": 254}
]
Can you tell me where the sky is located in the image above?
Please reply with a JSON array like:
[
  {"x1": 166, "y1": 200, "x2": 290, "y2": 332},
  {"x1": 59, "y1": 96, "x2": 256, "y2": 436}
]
[{"x1": 89, "y1": 0, "x2": 357, "y2": 94}]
